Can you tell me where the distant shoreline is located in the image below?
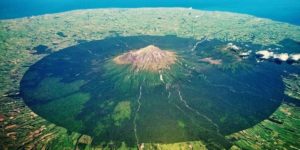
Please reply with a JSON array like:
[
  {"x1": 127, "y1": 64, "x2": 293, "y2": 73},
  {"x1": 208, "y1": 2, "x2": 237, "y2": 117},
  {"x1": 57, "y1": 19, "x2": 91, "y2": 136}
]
[{"x1": 0, "y1": 0, "x2": 300, "y2": 25}]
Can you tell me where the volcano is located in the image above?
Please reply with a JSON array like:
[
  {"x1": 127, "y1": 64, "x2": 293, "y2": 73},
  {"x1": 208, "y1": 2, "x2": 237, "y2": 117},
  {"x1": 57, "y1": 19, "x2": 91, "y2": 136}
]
[
  {"x1": 113, "y1": 45, "x2": 177, "y2": 72},
  {"x1": 20, "y1": 35, "x2": 292, "y2": 149}
]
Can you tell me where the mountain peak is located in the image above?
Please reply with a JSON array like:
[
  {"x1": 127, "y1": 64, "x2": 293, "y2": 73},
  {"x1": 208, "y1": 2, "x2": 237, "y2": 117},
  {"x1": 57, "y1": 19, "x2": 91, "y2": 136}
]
[{"x1": 113, "y1": 45, "x2": 177, "y2": 72}]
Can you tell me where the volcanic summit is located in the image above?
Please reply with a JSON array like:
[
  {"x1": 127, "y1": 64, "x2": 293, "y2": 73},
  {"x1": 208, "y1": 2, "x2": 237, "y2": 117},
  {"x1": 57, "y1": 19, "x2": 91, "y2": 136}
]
[{"x1": 113, "y1": 45, "x2": 177, "y2": 72}]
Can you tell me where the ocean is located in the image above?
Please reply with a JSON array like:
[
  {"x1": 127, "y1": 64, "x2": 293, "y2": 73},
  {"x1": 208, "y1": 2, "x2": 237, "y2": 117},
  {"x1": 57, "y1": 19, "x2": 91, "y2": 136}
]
[{"x1": 0, "y1": 0, "x2": 300, "y2": 25}]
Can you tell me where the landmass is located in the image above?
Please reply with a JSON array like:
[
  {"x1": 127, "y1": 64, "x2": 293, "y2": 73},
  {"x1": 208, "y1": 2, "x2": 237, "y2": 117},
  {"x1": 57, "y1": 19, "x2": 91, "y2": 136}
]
[{"x1": 0, "y1": 8, "x2": 300, "y2": 149}]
